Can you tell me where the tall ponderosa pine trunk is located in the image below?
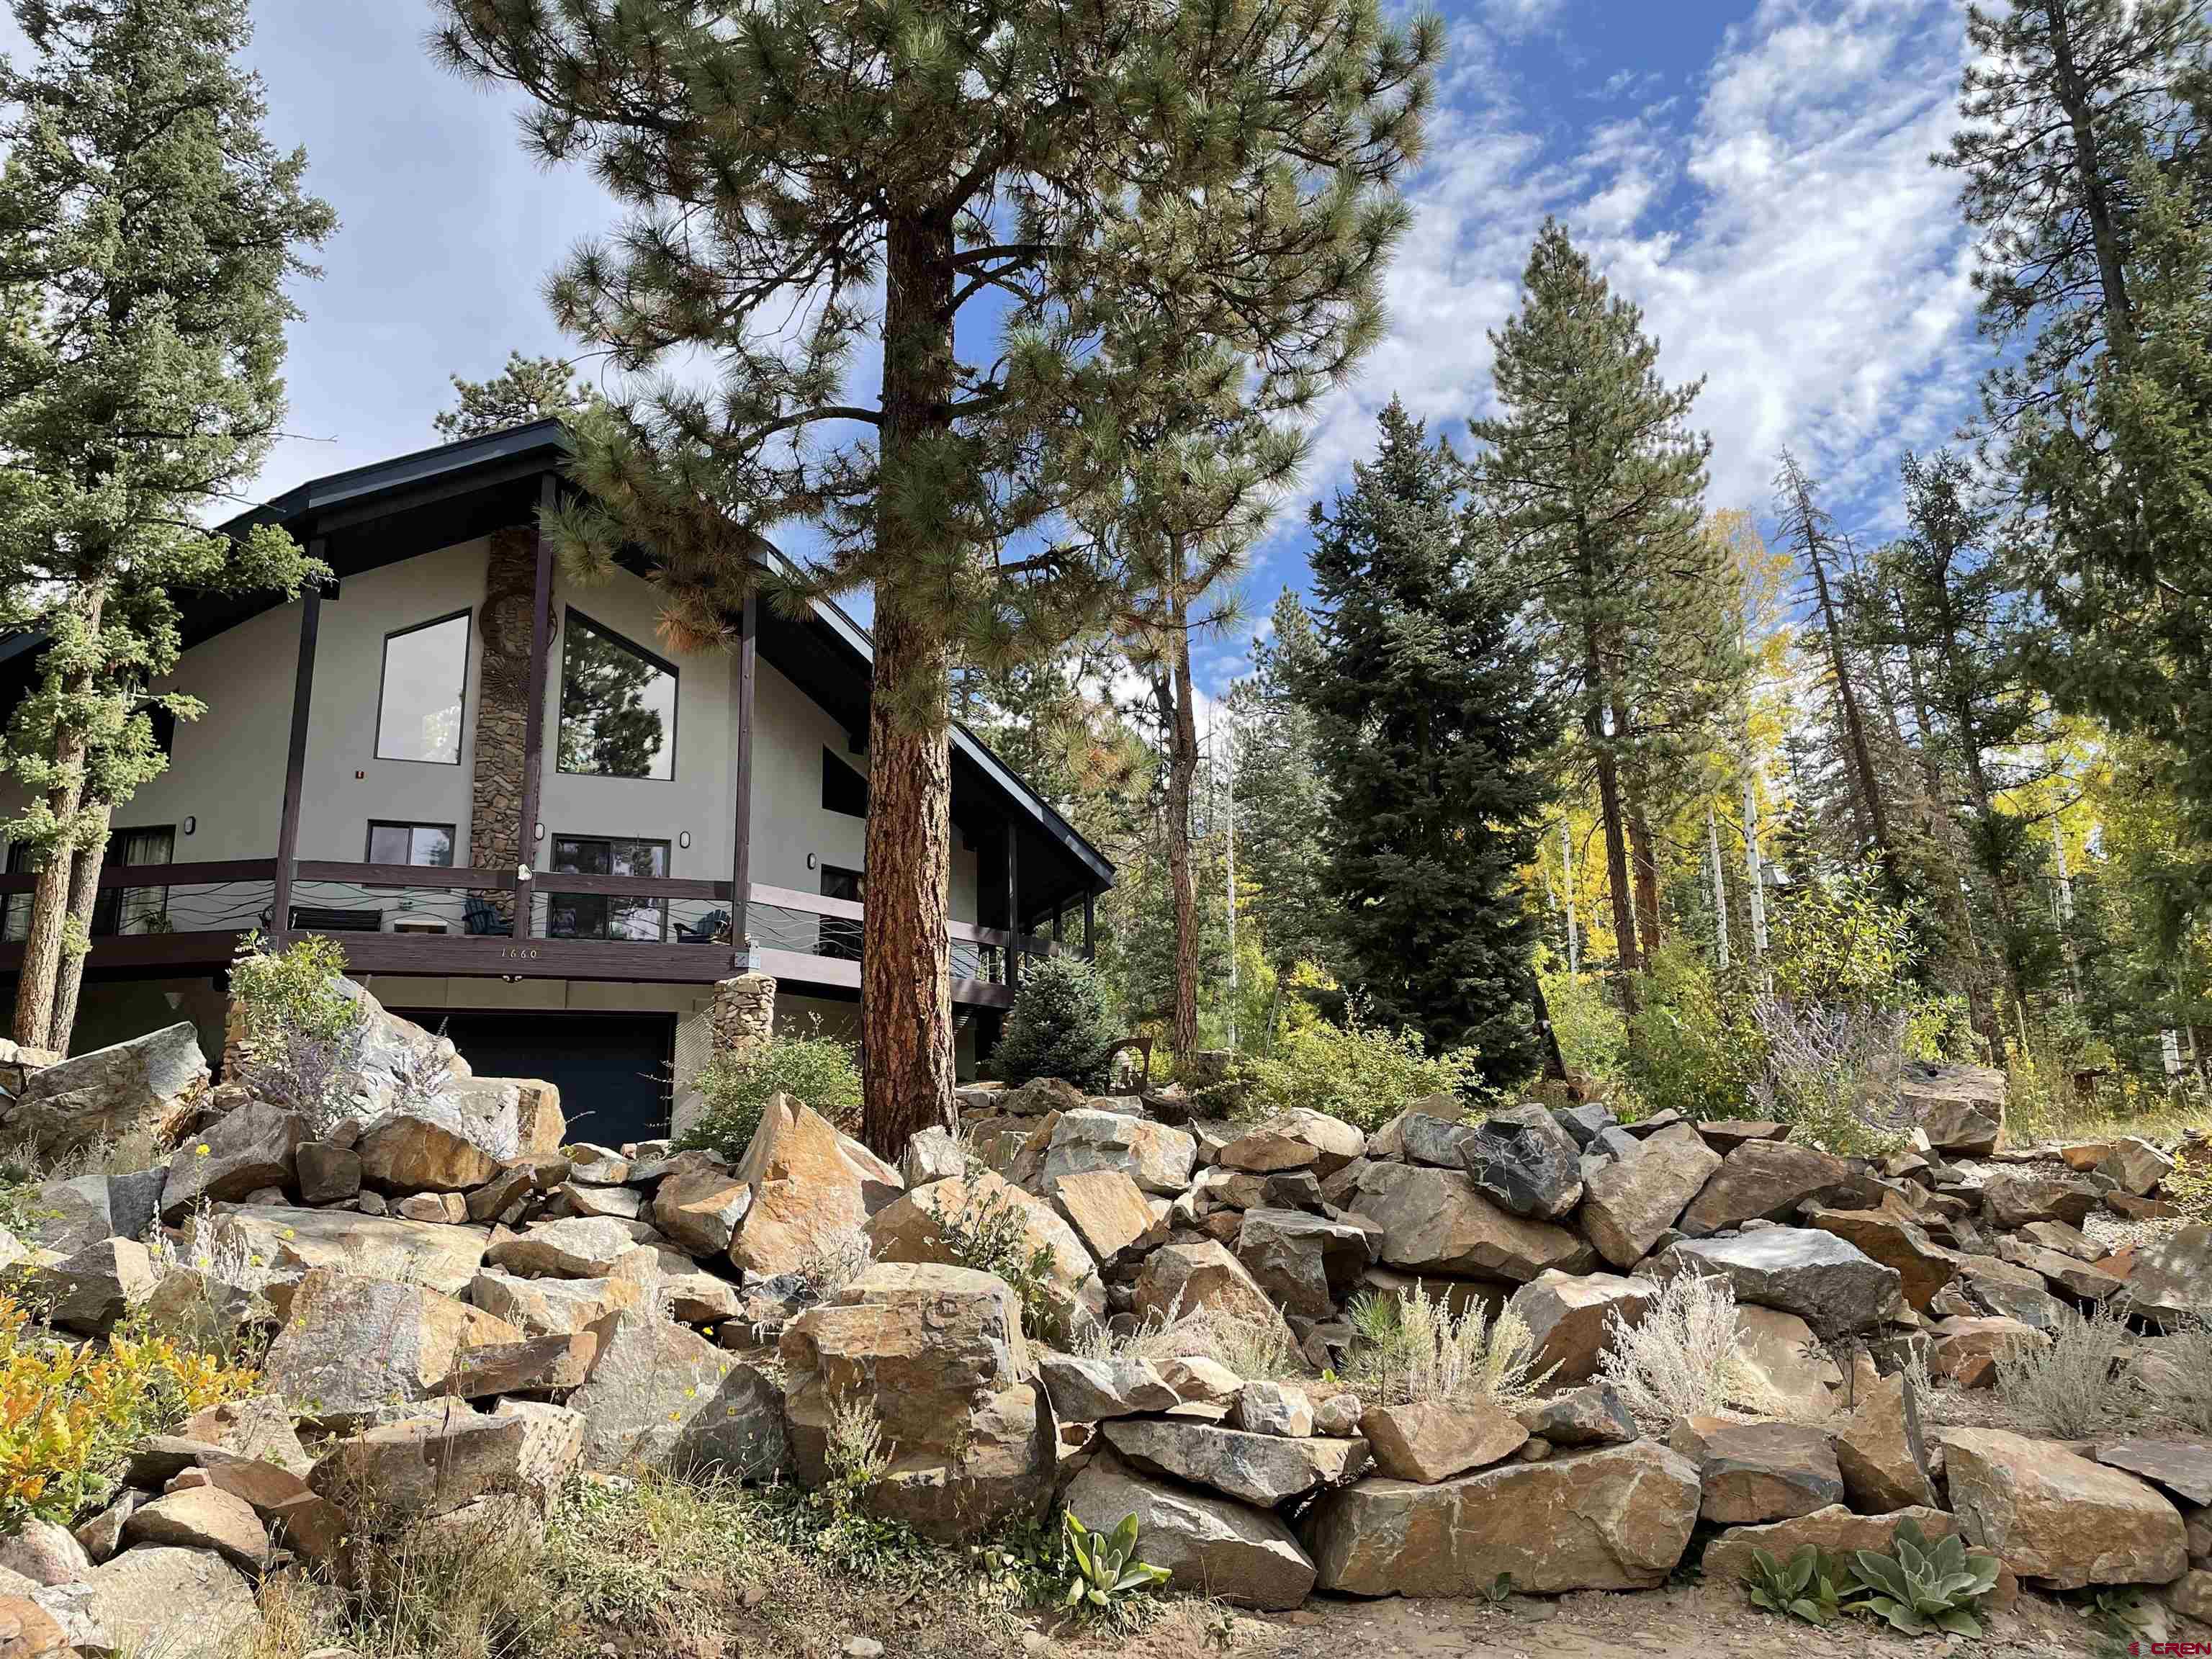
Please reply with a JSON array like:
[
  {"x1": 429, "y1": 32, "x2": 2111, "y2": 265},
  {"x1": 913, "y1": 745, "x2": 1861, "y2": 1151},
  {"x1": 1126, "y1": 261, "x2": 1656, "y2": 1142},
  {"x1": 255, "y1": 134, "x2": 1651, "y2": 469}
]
[
  {"x1": 49, "y1": 799, "x2": 112, "y2": 1047},
  {"x1": 1627, "y1": 793, "x2": 1663, "y2": 959},
  {"x1": 1581, "y1": 606, "x2": 1640, "y2": 1012},
  {"x1": 12, "y1": 585, "x2": 105, "y2": 1051},
  {"x1": 1159, "y1": 575, "x2": 1201, "y2": 1062},
  {"x1": 1797, "y1": 491, "x2": 1893, "y2": 881},
  {"x1": 858, "y1": 212, "x2": 958, "y2": 1158}
]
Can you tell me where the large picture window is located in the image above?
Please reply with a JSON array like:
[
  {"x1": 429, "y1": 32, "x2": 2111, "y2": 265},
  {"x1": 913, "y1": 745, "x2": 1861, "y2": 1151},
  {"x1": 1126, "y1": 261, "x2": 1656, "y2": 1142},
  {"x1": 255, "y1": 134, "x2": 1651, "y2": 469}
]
[
  {"x1": 558, "y1": 613, "x2": 675, "y2": 781},
  {"x1": 547, "y1": 834, "x2": 670, "y2": 941},
  {"x1": 366, "y1": 822, "x2": 456, "y2": 868},
  {"x1": 91, "y1": 825, "x2": 174, "y2": 936},
  {"x1": 377, "y1": 612, "x2": 470, "y2": 764}
]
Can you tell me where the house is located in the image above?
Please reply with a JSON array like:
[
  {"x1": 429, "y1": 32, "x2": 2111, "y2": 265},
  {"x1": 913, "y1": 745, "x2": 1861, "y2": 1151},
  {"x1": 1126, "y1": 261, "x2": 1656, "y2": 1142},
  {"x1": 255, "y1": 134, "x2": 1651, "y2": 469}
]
[{"x1": 0, "y1": 421, "x2": 1114, "y2": 1146}]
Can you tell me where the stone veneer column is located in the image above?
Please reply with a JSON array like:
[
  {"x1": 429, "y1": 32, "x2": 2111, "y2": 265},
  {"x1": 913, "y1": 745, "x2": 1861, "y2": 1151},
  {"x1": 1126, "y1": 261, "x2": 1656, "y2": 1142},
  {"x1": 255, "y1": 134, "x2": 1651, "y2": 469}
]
[
  {"x1": 710, "y1": 973, "x2": 777, "y2": 1058},
  {"x1": 469, "y1": 526, "x2": 547, "y2": 918}
]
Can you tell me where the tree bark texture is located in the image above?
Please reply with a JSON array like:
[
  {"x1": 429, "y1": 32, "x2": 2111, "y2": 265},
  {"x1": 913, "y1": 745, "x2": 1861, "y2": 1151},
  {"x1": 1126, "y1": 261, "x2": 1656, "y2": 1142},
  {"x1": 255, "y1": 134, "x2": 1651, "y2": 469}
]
[
  {"x1": 48, "y1": 799, "x2": 111, "y2": 1051},
  {"x1": 858, "y1": 210, "x2": 958, "y2": 1158},
  {"x1": 1162, "y1": 579, "x2": 1201, "y2": 1064},
  {"x1": 12, "y1": 585, "x2": 104, "y2": 1051}
]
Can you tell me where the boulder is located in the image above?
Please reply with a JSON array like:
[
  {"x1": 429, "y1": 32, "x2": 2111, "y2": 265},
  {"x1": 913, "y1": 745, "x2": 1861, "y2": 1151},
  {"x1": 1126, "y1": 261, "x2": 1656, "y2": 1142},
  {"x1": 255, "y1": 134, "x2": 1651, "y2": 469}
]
[
  {"x1": 1359, "y1": 1398, "x2": 1527, "y2": 1483},
  {"x1": 1551, "y1": 1102, "x2": 1618, "y2": 1149},
  {"x1": 491, "y1": 1399, "x2": 589, "y2": 1513},
  {"x1": 1579, "y1": 1123, "x2": 1721, "y2": 1269},
  {"x1": 1217, "y1": 1110, "x2": 1364, "y2": 1177},
  {"x1": 0, "y1": 1525, "x2": 87, "y2": 1589},
  {"x1": 466, "y1": 1261, "x2": 653, "y2": 1336},
  {"x1": 1941, "y1": 1427, "x2": 2188, "y2": 1588},
  {"x1": 1461, "y1": 1104, "x2": 1583, "y2": 1220},
  {"x1": 24, "y1": 1238, "x2": 156, "y2": 1334},
  {"x1": 2000, "y1": 1238, "x2": 2126, "y2": 1301},
  {"x1": 1064, "y1": 1452, "x2": 1314, "y2": 1610},
  {"x1": 484, "y1": 1215, "x2": 663, "y2": 1279},
  {"x1": 444, "y1": 1076, "x2": 565, "y2": 1159},
  {"x1": 356, "y1": 1112, "x2": 503, "y2": 1193},
  {"x1": 899, "y1": 1125, "x2": 964, "y2": 1187},
  {"x1": 1035, "y1": 1353, "x2": 1178, "y2": 1421},
  {"x1": 1506, "y1": 1271, "x2": 1655, "y2": 1385},
  {"x1": 83, "y1": 1546, "x2": 257, "y2": 1659},
  {"x1": 567, "y1": 1312, "x2": 789, "y2": 1479},
  {"x1": 182, "y1": 1394, "x2": 314, "y2": 1478},
  {"x1": 1953, "y1": 1252, "x2": 2068, "y2": 1333},
  {"x1": 308, "y1": 1400, "x2": 531, "y2": 1522},
  {"x1": 1696, "y1": 1120, "x2": 1791, "y2": 1153},
  {"x1": 1370, "y1": 1110, "x2": 1480, "y2": 1169},
  {"x1": 1334, "y1": 1161, "x2": 1595, "y2": 1282},
  {"x1": 1897, "y1": 1063, "x2": 2006, "y2": 1155},
  {"x1": 160, "y1": 1102, "x2": 303, "y2": 1221},
  {"x1": 650, "y1": 1164, "x2": 750, "y2": 1257},
  {"x1": 1101, "y1": 1419, "x2": 1368, "y2": 1506},
  {"x1": 866, "y1": 1168, "x2": 1105, "y2": 1336},
  {"x1": 1832, "y1": 1370, "x2": 1936, "y2": 1511},
  {"x1": 779, "y1": 1262, "x2": 1048, "y2": 1542},
  {"x1": 212, "y1": 1202, "x2": 486, "y2": 1297},
  {"x1": 729, "y1": 1095, "x2": 900, "y2": 1277},
  {"x1": 3, "y1": 1021, "x2": 207, "y2": 1160},
  {"x1": 1701, "y1": 1504, "x2": 1969, "y2": 1588},
  {"x1": 2021, "y1": 1218, "x2": 2098, "y2": 1259},
  {"x1": 1680, "y1": 1140, "x2": 1867, "y2": 1236},
  {"x1": 2100, "y1": 1137, "x2": 2175, "y2": 1197},
  {"x1": 24, "y1": 1174, "x2": 118, "y2": 1256},
  {"x1": 1038, "y1": 1109, "x2": 1195, "y2": 1195},
  {"x1": 1234, "y1": 1208, "x2": 1375, "y2": 1321},
  {"x1": 1802, "y1": 1206, "x2": 1954, "y2": 1313},
  {"x1": 1930, "y1": 1315, "x2": 2044, "y2": 1386},
  {"x1": 1303, "y1": 1441, "x2": 1701, "y2": 1596},
  {"x1": 1656, "y1": 1228, "x2": 1902, "y2": 1332},
  {"x1": 295, "y1": 1142, "x2": 362, "y2": 1206},
  {"x1": 2169, "y1": 1567, "x2": 2212, "y2": 1624},
  {"x1": 2095, "y1": 1439, "x2": 2212, "y2": 1509},
  {"x1": 1047, "y1": 1168, "x2": 1163, "y2": 1262},
  {"x1": 263, "y1": 1268, "x2": 519, "y2": 1429},
  {"x1": 1514, "y1": 1383, "x2": 1637, "y2": 1448},
  {"x1": 1132, "y1": 1241, "x2": 1293, "y2": 1340},
  {"x1": 1160, "y1": 1355, "x2": 1242, "y2": 1408},
  {"x1": 0, "y1": 1594, "x2": 68, "y2": 1658},
  {"x1": 1732, "y1": 1305, "x2": 1844, "y2": 1419},
  {"x1": 1233, "y1": 1381, "x2": 1313, "y2": 1438},
  {"x1": 2121, "y1": 1225, "x2": 2212, "y2": 1326},
  {"x1": 120, "y1": 1486, "x2": 270, "y2": 1573},
  {"x1": 1670, "y1": 1416, "x2": 1843, "y2": 1524},
  {"x1": 997, "y1": 1076, "x2": 1084, "y2": 1118},
  {"x1": 1983, "y1": 1171, "x2": 2100, "y2": 1232},
  {"x1": 446, "y1": 1328, "x2": 601, "y2": 1396}
]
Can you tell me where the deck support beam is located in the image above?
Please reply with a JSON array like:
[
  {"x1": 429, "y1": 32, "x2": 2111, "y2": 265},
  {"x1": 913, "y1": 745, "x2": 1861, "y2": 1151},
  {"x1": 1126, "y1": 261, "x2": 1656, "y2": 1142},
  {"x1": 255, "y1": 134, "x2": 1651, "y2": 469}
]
[
  {"x1": 730, "y1": 587, "x2": 757, "y2": 969},
  {"x1": 269, "y1": 547, "x2": 325, "y2": 945}
]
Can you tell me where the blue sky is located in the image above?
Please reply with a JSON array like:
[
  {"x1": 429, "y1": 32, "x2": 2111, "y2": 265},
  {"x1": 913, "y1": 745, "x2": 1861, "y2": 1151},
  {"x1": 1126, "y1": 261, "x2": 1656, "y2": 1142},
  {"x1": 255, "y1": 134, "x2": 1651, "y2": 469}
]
[{"x1": 19, "y1": 0, "x2": 1988, "y2": 701}]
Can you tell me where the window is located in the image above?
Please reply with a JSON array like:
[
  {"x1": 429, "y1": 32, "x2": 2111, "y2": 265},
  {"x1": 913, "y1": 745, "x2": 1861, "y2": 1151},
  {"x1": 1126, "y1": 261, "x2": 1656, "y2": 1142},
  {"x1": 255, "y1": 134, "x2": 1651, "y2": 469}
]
[
  {"x1": 819, "y1": 864, "x2": 863, "y2": 961},
  {"x1": 822, "y1": 748, "x2": 868, "y2": 817},
  {"x1": 558, "y1": 613, "x2": 675, "y2": 781},
  {"x1": 547, "y1": 835, "x2": 669, "y2": 941},
  {"x1": 366, "y1": 822, "x2": 456, "y2": 868},
  {"x1": 377, "y1": 612, "x2": 470, "y2": 764},
  {"x1": 1, "y1": 842, "x2": 32, "y2": 943},
  {"x1": 92, "y1": 825, "x2": 174, "y2": 936}
]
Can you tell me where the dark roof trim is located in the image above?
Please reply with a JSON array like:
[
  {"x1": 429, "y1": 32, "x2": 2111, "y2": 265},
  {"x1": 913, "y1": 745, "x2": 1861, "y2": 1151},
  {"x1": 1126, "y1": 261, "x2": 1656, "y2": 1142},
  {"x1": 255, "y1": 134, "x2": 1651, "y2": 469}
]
[{"x1": 222, "y1": 421, "x2": 1117, "y2": 891}]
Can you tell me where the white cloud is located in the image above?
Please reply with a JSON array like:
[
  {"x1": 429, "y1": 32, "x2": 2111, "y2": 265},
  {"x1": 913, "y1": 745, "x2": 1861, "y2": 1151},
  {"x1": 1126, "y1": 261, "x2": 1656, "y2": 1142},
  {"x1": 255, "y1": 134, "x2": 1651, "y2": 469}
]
[{"x1": 1292, "y1": 0, "x2": 1982, "y2": 554}]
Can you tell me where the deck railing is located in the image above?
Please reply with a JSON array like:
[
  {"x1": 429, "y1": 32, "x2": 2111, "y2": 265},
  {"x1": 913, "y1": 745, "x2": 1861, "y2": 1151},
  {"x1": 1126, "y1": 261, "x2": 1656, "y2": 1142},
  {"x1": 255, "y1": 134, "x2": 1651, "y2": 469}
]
[{"x1": 0, "y1": 857, "x2": 1058, "y2": 1003}]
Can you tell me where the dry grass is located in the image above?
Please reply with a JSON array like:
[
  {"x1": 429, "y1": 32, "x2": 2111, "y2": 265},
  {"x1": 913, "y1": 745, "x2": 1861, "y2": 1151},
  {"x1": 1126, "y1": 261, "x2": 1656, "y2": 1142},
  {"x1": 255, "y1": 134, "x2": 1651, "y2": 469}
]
[
  {"x1": 1992, "y1": 1300, "x2": 2144, "y2": 1440},
  {"x1": 1596, "y1": 1272, "x2": 1791, "y2": 1431},
  {"x1": 1341, "y1": 1284, "x2": 1552, "y2": 1409},
  {"x1": 2162, "y1": 1322, "x2": 2212, "y2": 1435},
  {"x1": 249, "y1": 1469, "x2": 1040, "y2": 1659},
  {"x1": 1075, "y1": 1295, "x2": 1303, "y2": 1382}
]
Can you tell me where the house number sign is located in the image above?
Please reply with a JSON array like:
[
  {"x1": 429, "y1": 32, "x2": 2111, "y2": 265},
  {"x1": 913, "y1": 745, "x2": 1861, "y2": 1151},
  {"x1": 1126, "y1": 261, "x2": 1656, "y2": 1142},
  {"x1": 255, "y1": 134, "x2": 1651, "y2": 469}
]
[{"x1": 499, "y1": 946, "x2": 542, "y2": 961}]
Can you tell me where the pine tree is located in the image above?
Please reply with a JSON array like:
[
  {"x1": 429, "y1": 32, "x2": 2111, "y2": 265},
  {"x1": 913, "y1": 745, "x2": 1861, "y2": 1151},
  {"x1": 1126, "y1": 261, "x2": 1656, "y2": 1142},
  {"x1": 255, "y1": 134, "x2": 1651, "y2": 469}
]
[
  {"x1": 1229, "y1": 593, "x2": 1336, "y2": 992},
  {"x1": 433, "y1": 0, "x2": 1435, "y2": 1154},
  {"x1": 1472, "y1": 221, "x2": 1716, "y2": 1015},
  {"x1": 0, "y1": 0, "x2": 335, "y2": 1051},
  {"x1": 1943, "y1": 0, "x2": 2212, "y2": 872},
  {"x1": 1289, "y1": 400, "x2": 1554, "y2": 1088},
  {"x1": 434, "y1": 351, "x2": 595, "y2": 441}
]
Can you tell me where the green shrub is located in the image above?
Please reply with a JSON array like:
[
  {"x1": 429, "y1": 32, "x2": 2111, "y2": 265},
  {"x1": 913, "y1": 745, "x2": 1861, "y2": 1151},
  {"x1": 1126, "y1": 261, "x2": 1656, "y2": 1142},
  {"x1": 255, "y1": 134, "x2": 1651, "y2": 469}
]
[
  {"x1": 935, "y1": 1181, "x2": 1065, "y2": 1343},
  {"x1": 992, "y1": 956, "x2": 1118, "y2": 1092},
  {"x1": 678, "y1": 1020, "x2": 863, "y2": 1157},
  {"x1": 1206, "y1": 1010, "x2": 1485, "y2": 1132},
  {"x1": 228, "y1": 932, "x2": 369, "y2": 1133},
  {"x1": 1625, "y1": 943, "x2": 1768, "y2": 1121},
  {"x1": 1541, "y1": 961, "x2": 1627, "y2": 1082}
]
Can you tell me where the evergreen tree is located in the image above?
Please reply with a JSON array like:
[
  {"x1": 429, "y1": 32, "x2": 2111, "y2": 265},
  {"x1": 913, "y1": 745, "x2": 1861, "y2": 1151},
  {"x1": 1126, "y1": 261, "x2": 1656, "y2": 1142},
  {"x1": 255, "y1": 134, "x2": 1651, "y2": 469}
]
[
  {"x1": 1289, "y1": 400, "x2": 1554, "y2": 1088},
  {"x1": 1943, "y1": 0, "x2": 2212, "y2": 873},
  {"x1": 0, "y1": 0, "x2": 334, "y2": 1051},
  {"x1": 1229, "y1": 593, "x2": 1336, "y2": 992},
  {"x1": 433, "y1": 0, "x2": 1435, "y2": 1154},
  {"x1": 1471, "y1": 221, "x2": 1716, "y2": 1015},
  {"x1": 434, "y1": 350, "x2": 595, "y2": 441}
]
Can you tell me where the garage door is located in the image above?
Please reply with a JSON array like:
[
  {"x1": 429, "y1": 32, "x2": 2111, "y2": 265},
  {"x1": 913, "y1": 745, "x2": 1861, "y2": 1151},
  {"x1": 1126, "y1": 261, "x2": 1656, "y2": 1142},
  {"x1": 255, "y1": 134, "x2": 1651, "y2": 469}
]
[{"x1": 391, "y1": 1010, "x2": 675, "y2": 1151}]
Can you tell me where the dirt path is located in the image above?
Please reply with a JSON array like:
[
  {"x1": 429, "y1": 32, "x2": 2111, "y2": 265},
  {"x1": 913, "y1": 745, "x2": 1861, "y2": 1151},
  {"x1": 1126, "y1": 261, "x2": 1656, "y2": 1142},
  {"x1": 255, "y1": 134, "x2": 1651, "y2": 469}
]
[{"x1": 1207, "y1": 1582, "x2": 2121, "y2": 1658}]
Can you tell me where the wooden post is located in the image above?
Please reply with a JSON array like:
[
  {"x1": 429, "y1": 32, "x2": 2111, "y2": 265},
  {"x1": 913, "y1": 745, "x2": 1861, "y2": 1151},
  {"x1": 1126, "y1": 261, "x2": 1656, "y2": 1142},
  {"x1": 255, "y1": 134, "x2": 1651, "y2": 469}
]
[
  {"x1": 1083, "y1": 891, "x2": 1094, "y2": 961},
  {"x1": 729, "y1": 586, "x2": 756, "y2": 968},
  {"x1": 269, "y1": 552, "x2": 325, "y2": 943},
  {"x1": 1004, "y1": 828, "x2": 1020, "y2": 991},
  {"x1": 515, "y1": 476, "x2": 557, "y2": 939}
]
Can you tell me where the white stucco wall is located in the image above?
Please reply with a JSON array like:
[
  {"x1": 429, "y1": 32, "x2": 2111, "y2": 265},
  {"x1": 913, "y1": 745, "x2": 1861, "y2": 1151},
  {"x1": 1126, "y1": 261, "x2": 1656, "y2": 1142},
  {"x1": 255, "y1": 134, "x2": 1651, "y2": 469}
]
[{"x1": 1, "y1": 536, "x2": 981, "y2": 925}]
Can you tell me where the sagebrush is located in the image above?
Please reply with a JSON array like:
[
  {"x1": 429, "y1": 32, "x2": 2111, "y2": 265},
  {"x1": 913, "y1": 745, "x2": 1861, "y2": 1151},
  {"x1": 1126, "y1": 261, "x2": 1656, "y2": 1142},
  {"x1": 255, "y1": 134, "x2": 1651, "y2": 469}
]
[
  {"x1": 678, "y1": 1018, "x2": 863, "y2": 1157},
  {"x1": 1993, "y1": 1300, "x2": 2141, "y2": 1439},
  {"x1": 1343, "y1": 1285, "x2": 1552, "y2": 1408},
  {"x1": 1596, "y1": 1272, "x2": 1781, "y2": 1430}
]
